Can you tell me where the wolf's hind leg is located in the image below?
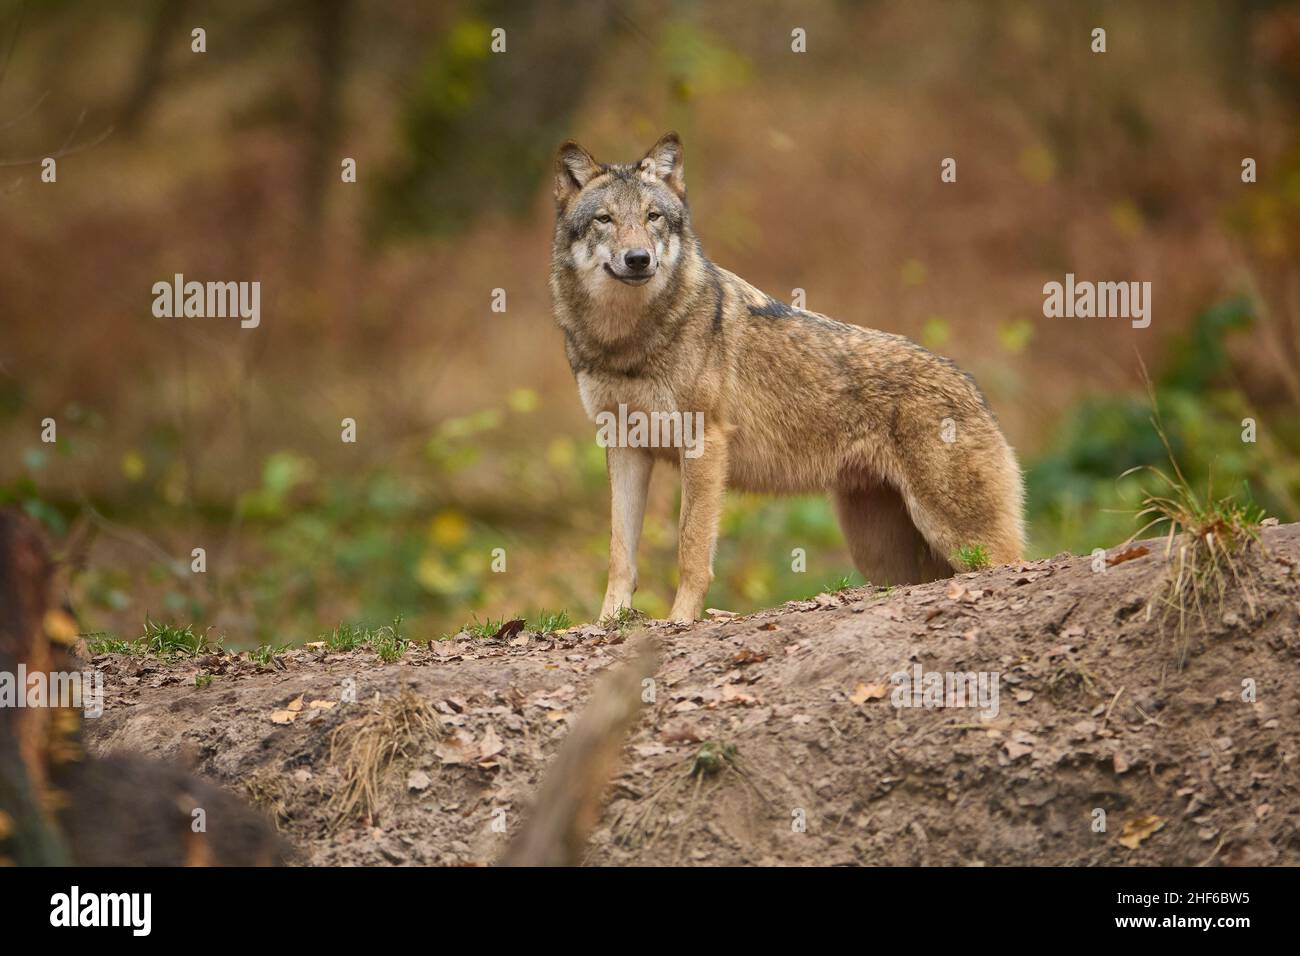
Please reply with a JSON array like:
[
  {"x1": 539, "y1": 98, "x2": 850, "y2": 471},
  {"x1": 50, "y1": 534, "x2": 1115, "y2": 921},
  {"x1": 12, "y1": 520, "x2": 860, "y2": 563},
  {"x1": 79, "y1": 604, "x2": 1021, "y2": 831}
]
[{"x1": 833, "y1": 483, "x2": 952, "y2": 587}]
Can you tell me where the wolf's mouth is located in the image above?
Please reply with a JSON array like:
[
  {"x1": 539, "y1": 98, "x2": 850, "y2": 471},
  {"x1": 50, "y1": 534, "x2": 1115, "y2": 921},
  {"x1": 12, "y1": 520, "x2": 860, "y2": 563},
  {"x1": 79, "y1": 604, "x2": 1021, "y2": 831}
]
[{"x1": 604, "y1": 263, "x2": 654, "y2": 286}]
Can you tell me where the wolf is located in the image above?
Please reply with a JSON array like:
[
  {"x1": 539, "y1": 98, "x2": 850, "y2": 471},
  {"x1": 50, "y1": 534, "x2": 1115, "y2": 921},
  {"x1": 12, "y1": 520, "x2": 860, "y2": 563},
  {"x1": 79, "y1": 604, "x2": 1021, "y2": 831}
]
[{"x1": 550, "y1": 132, "x2": 1025, "y2": 624}]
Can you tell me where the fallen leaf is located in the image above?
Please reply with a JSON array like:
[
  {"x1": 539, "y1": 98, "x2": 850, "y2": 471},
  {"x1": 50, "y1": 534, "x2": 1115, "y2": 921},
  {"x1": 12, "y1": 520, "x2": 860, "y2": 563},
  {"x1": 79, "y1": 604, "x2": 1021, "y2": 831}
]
[
  {"x1": 479, "y1": 725, "x2": 505, "y2": 761},
  {"x1": 436, "y1": 730, "x2": 473, "y2": 765},
  {"x1": 1119, "y1": 814, "x2": 1165, "y2": 849},
  {"x1": 286, "y1": 694, "x2": 304, "y2": 713},
  {"x1": 721, "y1": 683, "x2": 757, "y2": 705},
  {"x1": 850, "y1": 682, "x2": 888, "y2": 704},
  {"x1": 661, "y1": 725, "x2": 703, "y2": 744},
  {"x1": 492, "y1": 619, "x2": 527, "y2": 641},
  {"x1": 407, "y1": 770, "x2": 431, "y2": 792},
  {"x1": 1106, "y1": 545, "x2": 1149, "y2": 567},
  {"x1": 308, "y1": 699, "x2": 336, "y2": 711},
  {"x1": 269, "y1": 709, "x2": 298, "y2": 725}
]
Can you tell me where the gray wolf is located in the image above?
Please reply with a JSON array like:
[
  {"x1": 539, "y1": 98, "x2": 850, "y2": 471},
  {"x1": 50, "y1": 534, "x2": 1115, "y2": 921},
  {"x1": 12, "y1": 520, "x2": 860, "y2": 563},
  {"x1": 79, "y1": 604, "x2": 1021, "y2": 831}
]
[{"x1": 550, "y1": 133, "x2": 1025, "y2": 624}]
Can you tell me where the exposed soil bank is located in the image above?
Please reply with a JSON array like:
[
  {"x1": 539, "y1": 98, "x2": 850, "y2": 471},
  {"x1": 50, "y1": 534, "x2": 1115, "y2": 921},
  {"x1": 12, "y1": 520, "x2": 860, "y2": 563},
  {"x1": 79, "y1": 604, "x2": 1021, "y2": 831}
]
[{"x1": 83, "y1": 525, "x2": 1300, "y2": 866}]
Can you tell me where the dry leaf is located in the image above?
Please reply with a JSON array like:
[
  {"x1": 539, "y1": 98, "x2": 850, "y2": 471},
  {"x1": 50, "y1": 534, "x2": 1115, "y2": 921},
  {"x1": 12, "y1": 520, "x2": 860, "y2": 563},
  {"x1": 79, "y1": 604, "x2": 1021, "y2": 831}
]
[
  {"x1": 478, "y1": 725, "x2": 505, "y2": 761},
  {"x1": 1119, "y1": 814, "x2": 1165, "y2": 848},
  {"x1": 407, "y1": 770, "x2": 431, "y2": 792},
  {"x1": 269, "y1": 709, "x2": 298, "y2": 725},
  {"x1": 436, "y1": 730, "x2": 473, "y2": 765},
  {"x1": 721, "y1": 683, "x2": 757, "y2": 705},
  {"x1": 1106, "y1": 545, "x2": 1150, "y2": 567},
  {"x1": 286, "y1": 694, "x2": 304, "y2": 713},
  {"x1": 492, "y1": 619, "x2": 527, "y2": 641},
  {"x1": 850, "y1": 682, "x2": 888, "y2": 704},
  {"x1": 308, "y1": 699, "x2": 336, "y2": 711}
]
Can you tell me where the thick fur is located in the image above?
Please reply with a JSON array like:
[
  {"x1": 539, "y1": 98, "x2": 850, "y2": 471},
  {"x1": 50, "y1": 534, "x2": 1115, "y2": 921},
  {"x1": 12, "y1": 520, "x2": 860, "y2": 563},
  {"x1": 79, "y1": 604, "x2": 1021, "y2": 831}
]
[{"x1": 551, "y1": 133, "x2": 1025, "y2": 624}]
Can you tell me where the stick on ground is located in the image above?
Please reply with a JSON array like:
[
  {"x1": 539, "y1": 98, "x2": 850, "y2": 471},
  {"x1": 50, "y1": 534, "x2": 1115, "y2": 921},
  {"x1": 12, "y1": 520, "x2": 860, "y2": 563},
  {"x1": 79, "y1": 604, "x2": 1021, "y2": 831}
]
[{"x1": 502, "y1": 635, "x2": 660, "y2": 866}]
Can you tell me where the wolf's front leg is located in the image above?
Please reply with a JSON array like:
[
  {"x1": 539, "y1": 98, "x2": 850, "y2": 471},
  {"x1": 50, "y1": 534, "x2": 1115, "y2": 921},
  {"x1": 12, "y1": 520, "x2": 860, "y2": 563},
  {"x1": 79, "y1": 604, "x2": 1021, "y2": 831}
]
[
  {"x1": 668, "y1": 425, "x2": 728, "y2": 624},
  {"x1": 599, "y1": 445, "x2": 654, "y2": 622}
]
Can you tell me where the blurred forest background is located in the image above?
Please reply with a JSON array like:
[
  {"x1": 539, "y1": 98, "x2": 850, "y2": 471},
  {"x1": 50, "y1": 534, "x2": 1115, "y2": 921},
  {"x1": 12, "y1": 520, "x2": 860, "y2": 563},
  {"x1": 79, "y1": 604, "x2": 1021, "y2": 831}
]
[{"x1": 2, "y1": 0, "x2": 1300, "y2": 649}]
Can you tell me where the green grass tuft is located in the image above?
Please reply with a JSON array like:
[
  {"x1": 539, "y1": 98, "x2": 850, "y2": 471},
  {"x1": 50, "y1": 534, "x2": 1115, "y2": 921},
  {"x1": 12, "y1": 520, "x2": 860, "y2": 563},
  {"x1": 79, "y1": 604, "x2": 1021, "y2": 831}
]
[
  {"x1": 530, "y1": 609, "x2": 572, "y2": 634},
  {"x1": 1123, "y1": 374, "x2": 1265, "y2": 663},
  {"x1": 140, "y1": 617, "x2": 218, "y2": 658},
  {"x1": 953, "y1": 544, "x2": 990, "y2": 572},
  {"x1": 320, "y1": 615, "x2": 408, "y2": 661},
  {"x1": 820, "y1": 575, "x2": 853, "y2": 594},
  {"x1": 598, "y1": 606, "x2": 644, "y2": 631}
]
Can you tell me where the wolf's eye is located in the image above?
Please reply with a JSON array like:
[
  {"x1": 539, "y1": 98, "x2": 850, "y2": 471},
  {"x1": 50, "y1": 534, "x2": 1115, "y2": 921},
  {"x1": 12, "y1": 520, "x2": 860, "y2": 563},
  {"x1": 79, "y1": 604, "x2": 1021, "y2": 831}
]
[
  {"x1": 595, "y1": 213, "x2": 612, "y2": 224},
  {"x1": 647, "y1": 211, "x2": 662, "y2": 222}
]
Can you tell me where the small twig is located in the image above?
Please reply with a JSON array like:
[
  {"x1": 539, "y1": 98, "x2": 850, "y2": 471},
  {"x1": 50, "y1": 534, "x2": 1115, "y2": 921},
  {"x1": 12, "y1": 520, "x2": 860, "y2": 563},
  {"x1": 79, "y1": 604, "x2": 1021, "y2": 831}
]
[{"x1": 1102, "y1": 686, "x2": 1125, "y2": 727}]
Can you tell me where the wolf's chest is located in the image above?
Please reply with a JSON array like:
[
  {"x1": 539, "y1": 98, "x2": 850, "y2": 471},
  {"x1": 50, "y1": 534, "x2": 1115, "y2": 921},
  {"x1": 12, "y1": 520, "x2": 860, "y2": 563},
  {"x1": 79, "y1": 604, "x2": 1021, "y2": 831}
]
[{"x1": 575, "y1": 372, "x2": 683, "y2": 422}]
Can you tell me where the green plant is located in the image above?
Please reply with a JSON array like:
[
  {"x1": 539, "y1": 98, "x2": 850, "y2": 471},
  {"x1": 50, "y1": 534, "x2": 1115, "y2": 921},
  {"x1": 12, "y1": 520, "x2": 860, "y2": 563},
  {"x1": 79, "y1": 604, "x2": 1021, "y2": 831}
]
[
  {"x1": 954, "y1": 544, "x2": 990, "y2": 572},
  {"x1": 1124, "y1": 391, "x2": 1264, "y2": 663},
  {"x1": 368, "y1": 615, "x2": 408, "y2": 662},
  {"x1": 248, "y1": 644, "x2": 280, "y2": 666},
  {"x1": 598, "y1": 606, "x2": 644, "y2": 631},
  {"x1": 84, "y1": 632, "x2": 136, "y2": 656},
  {"x1": 460, "y1": 614, "x2": 505, "y2": 640},
  {"x1": 819, "y1": 575, "x2": 853, "y2": 594},
  {"x1": 530, "y1": 609, "x2": 572, "y2": 634},
  {"x1": 140, "y1": 617, "x2": 215, "y2": 658}
]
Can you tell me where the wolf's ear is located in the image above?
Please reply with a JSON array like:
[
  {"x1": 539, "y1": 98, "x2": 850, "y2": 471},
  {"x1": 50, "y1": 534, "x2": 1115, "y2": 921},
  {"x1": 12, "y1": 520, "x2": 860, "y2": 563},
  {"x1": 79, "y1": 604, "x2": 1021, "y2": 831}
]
[
  {"x1": 554, "y1": 141, "x2": 601, "y2": 204},
  {"x1": 638, "y1": 132, "x2": 685, "y2": 196}
]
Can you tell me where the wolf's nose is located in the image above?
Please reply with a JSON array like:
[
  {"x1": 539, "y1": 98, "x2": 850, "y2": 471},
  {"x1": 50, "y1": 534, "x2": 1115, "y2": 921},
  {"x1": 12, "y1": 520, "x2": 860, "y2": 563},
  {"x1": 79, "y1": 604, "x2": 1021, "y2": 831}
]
[{"x1": 623, "y1": 249, "x2": 652, "y2": 272}]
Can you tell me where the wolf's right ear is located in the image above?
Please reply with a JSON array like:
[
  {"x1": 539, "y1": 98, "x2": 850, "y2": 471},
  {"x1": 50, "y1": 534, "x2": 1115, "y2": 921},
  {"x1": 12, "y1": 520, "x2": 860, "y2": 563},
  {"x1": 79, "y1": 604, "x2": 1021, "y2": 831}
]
[{"x1": 554, "y1": 141, "x2": 601, "y2": 205}]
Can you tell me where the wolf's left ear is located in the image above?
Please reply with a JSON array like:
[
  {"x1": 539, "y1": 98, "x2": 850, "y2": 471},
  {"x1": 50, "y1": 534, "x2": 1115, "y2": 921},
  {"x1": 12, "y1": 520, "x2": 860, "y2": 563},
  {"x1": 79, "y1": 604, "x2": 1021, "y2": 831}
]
[{"x1": 639, "y1": 132, "x2": 685, "y2": 196}]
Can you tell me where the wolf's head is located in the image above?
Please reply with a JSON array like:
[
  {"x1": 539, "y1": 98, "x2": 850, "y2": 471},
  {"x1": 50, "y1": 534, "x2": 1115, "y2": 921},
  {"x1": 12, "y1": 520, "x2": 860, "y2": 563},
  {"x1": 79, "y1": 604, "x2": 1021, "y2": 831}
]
[{"x1": 551, "y1": 133, "x2": 693, "y2": 317}]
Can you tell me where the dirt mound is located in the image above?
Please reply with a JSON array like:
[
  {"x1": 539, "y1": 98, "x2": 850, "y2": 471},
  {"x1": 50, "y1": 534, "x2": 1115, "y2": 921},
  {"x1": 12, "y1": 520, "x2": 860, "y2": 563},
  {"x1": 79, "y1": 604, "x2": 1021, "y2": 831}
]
[{"x1": 82, "y1": 524, "x2": 1300, "y2": 866}]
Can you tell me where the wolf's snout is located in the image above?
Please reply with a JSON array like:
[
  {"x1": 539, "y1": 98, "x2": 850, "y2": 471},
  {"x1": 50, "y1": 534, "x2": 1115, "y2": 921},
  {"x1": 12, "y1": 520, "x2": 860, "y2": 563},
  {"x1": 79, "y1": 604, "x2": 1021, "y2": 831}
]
[{"x1": 623, "y1": 248, "x2": 653, "y2": 272}]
